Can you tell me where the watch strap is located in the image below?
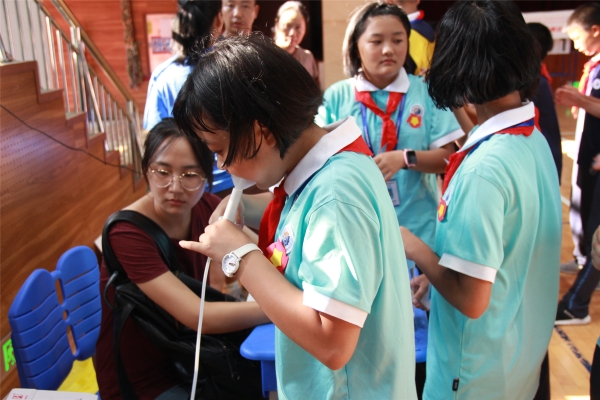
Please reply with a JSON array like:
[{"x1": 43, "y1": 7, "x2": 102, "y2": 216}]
[{"x1": 232, "y1": 243, "x2": 262, "y2": 259}]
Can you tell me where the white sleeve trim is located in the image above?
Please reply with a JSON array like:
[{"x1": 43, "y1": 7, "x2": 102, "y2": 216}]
[
  {"x1": 302, "y1": 283, "x2": 368, "y2": 327},
  {"x1": 439, "y1": 253, "x2": 497, "y2": 283},
  {"x1": 429, "y1": 128, "x2": 465, "y2": 150}
]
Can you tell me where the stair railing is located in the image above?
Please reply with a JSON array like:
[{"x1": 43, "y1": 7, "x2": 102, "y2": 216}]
[{"x1": 0, "y1": 0, "x2": 142, "y2": 178}]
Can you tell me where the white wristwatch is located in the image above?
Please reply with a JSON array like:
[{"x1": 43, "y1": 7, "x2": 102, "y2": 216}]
[{"x1": 222, "y1": 243, "x2": 262, "y2": 278}]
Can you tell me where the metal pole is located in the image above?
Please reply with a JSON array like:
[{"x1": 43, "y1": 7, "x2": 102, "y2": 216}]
[
  {"x1": 14, "y1": 0, "x2": 25, "y2": 59},
  {"x1": 26, "y1": 0, "x2": 40, "y2": 68},
  {"x1": 35, "y1": 2, "x2": 51, "y2": 89},
  {"x1": 3, "y1": 0, "x2": 15, "y2": 57},
  {"x1": 111, "y1": 99, "x2": 119, "y2": 154},
  {"x1": 107, "y1": 94, "x2": 115, "y2": 150},
  {"x1": 69, "y1": 47, "x2": 79, "y2": 112},
  {"x1": 56, "y1": 30, "x2": 70, "y2": 112},
  {"x1": 100, "y1": 84, "x2": 107, "y2": 135},
  {"x1": 85, "y1": 69, "x2": 104, "y2": 134},
  {"x1": 46, "y1": 17, "x2": 58, "y2": 89}
]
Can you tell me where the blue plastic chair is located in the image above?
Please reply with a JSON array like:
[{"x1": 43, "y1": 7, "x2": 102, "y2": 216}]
[{"x1": 8, "y1": 246, "x2": 102, "y2": 390}]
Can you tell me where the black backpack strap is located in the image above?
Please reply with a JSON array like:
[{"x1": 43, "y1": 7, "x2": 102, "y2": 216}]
[
  {"x1": 102, "y1": 210, "x2": 182, "y2": 400},
  {"x1": 102, "y1": 210, "x2": 182, "y2": 281}
]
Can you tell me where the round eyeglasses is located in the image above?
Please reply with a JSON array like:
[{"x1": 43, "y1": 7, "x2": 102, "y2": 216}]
[{"x1": 148, "y1": 169, "x2": 206, "y2": 191}]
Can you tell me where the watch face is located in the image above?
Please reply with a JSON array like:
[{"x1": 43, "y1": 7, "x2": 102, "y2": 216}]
[
  {"x1": 407, "y1": 151, "x2": 417, "y2": 165},
  {"x1": 222, "y1": 253, "x2": 239, "y2": 276}
]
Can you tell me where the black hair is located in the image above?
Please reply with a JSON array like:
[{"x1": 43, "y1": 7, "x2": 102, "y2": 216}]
[
  {"x1": 567, "y1": 3, "x2": 600, "y2": 30},
  {"x1": 172, "y1": 0, "x2": 222, "y2": 62},
  {"x1": 528, "y1": 22, "x2": 553, "y2": 60},
  {"x1": 173, "y1": 34, "x2": 323, "y2": 167},
  {"x1": 343, "y1": 2, "x2": 416, "y2": 77},
  {"x1": 426, "y1": 0, "x2": 540, "y2": 109},
  {"x1": 142, "y1": 118, "x2": 213, "y2": 190}
]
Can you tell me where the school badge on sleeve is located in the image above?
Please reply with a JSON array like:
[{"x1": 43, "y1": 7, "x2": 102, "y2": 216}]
[
  {"x1": 437, "y1": 199, "x2": 448, "y2": 221},
  {"x1": 438, "y1": 185, "x2": 453, "y2": 221},
  {"x1": 407, "y1": 104, "x2": 424, "y2": 128},
  {"x1": 266, "y1": 241, "x2": 288, "y2": 274}
]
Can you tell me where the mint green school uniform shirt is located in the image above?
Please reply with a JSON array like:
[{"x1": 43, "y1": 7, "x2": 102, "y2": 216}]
[
  {"x1": 272, "y1": 117, "x2": 417, "y2": 400},
  {"x1": 316, "y1": 69, "x2": 463, "y2": 248},
  {"x1": 425, "y1": 103, "x2": 561, "y2": 400}
]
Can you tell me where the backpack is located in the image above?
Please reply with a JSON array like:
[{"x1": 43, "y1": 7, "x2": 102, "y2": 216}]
[{"x1": 102, "y1": 210, "x2": 263, "y2": 400}]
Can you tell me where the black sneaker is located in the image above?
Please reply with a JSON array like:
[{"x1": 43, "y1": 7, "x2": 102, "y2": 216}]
[{"x1": 555, "y1": 304, "x2": 591, "y2": 325}]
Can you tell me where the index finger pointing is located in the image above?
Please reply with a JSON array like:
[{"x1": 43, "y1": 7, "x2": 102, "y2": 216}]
[{"x1": 179, "y1": 240, "x2": 204, "y2": 253}]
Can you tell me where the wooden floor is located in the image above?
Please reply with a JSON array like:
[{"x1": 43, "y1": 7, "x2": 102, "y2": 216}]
[{"x1": 550, "y1": 105, "x2": 598, "y2": 400}]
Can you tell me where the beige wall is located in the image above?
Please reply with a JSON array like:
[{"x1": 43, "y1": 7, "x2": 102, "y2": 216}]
[{"x1": 321, "y1": 0, "x2": 368, "y2": 89}]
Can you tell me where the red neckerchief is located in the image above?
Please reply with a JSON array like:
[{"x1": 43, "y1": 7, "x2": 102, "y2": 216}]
[
  {"x1": 412, "y1": 10, "x2": 425, "y2": 21},
  {"x1": 257, "y1": 136, "x2": 373, "y2": 254},
  {"x1": 540, "y1": 63, "x2": 552, "y2": 85},
  {"x1": 355, "y1": 88, "x2": 403, "y2": 152},
  {"x1": 441, "y1": 119, "x2": 535, "y2": 194},
  {"x1": 573, "y1": 59, "x2": 600, "y2": 116}
]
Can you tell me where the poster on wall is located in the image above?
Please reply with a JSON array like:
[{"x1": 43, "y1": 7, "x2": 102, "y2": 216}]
[
  {"x1": 146, "y1": 14, "x2": 175, "y2": 73},
  {"x1": 522, "y1": 10, "x2": 572, "y2": 55}
]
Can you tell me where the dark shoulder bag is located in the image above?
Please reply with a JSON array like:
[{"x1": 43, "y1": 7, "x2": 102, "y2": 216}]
[{"x1": 102, "y1": 210, "x2": 262, "y2": 400}]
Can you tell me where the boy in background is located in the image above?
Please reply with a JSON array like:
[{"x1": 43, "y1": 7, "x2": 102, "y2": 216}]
[
  {"x1": 554, "y1": 3, "x2": 600, "y2": 325},
  {"x1": 221, "y1": 0, "x2": 259, "y2": 37},
  {"x1": 385, "y1": 0, "x2": 434, "y2": 75},
  {"x1": 528, "y1": 22, "x2": 563, "y2": 181}
]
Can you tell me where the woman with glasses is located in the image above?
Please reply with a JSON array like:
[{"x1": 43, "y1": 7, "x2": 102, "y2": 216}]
[{"x1": 95, "y1": 118, "x2": 269, "y2": 400}]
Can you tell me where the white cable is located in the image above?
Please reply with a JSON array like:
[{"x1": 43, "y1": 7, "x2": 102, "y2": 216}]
[
  {"x1": 190, "y1": 256, "x2": 211, "y2": 399},
  {"x1": 190, "y1": 181, "x2": 252, "y2": 399}
]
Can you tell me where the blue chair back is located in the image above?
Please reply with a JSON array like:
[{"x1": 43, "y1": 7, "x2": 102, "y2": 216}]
[{"x1": 8, "y1": 246, "x2": 101, "y2": 389}]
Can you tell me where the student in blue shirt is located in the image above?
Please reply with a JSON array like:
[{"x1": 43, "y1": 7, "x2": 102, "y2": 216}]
[
  {"x1": 174, "y1": 34, "x2": 417, "y2": 400},
  {"x1": 143, "y1": 0, "x2": 223, "y2": 131},
  {"x1": 400, "y1": 1, "x2": 561, "y2": 399},
  {"x1": 316, "y1": 2, "x2": 463, "y2": 250}
]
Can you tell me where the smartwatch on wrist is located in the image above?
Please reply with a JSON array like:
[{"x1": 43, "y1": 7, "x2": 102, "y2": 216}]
[
  {"x1": 222, "y1": 243, "x2": 262, "y2": 278},
  {"x1": 403, "y1": 149, "x2": 417, "y2": 169}
]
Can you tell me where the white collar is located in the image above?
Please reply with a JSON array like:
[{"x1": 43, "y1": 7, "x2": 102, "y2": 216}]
[
  {"x1": 284, "y1": 117, "x2": 362, "y2": 194},
  {"x1": 407, "y1": 11, "x2": 420, "y2": 22},
  {"x1": 460, "y1": 102, "x2": 535, "y2": 151},
  {"x1": 353, "y1": 68, "x2": 410, "y2": 93}
]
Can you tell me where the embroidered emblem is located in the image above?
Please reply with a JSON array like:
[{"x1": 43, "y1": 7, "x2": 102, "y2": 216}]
[
  {"x1": 437, "y1": 199, "x2": 448, "y2": 222},
  {"x1": 438, "y1": 184, "x2": 453, "y2": 222},
  {"x1": 266, "y1": 241, "x2": 288, "y2": 274},
  {"x1": 593, "y1": 78, "x2": 600, "y2": 90},
  {"x1": 407, "y1": 104, "x2": 424, "y2": 128},
  {"x1": 280, "y1": 225, "x2": 295, "y2": 254}
]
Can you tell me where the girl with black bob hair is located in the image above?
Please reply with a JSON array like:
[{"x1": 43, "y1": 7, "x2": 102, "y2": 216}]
[
  {"x1": 425, "y1": 0, "x2": 539, "y2": 109},
  {"x1": 317, "y1": 1, "x2": 464, "y2": 257},
  {"x1": 175, "y1": 33, "x2": 323, "y2": 167},
  {"x1": 400, "y1": 1, "x2": 561, "y2": 399},
  {"x1": 175, "y1": 34, "x2": 418, "y2": 399},
  {"x1": 96, "y1": 117, "x2": 268, "y2": 400},
  {"x1": 143, "y1": 0, "x2": 223, "y2": 130}
]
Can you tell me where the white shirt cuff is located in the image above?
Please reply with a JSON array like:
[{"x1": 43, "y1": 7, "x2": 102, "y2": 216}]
[
  {"x1": 302, "y1": 283, "x2": 368, "y2": 327},
  {"x1": 429, "y1": 129, "x2": 465, "y2": 149},
  {"x1": 439, "y1": 253, "x2": 497, "y2": 283}
]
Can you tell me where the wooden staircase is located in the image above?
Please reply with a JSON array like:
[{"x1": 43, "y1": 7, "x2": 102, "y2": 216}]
[{"x1": 0, "y1": 60, "x2": 145, "y2": 397}]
